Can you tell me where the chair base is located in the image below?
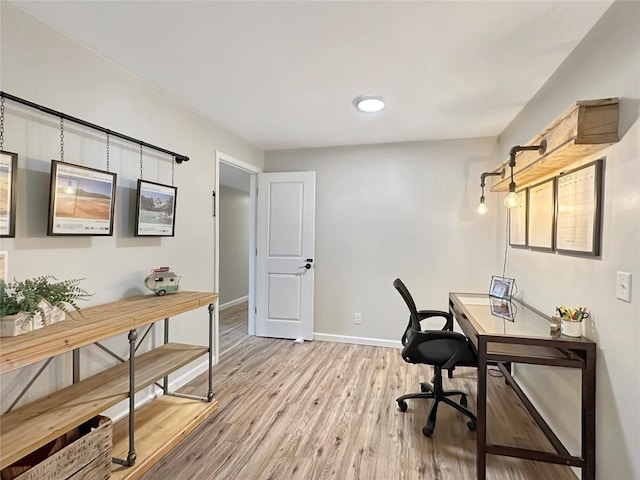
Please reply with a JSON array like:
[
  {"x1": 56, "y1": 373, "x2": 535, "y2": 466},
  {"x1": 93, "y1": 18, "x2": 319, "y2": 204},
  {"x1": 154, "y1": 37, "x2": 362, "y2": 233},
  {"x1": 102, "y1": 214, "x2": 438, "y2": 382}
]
[{"x1": 396, "y1": 367, "x2": 477, "y2": 437}]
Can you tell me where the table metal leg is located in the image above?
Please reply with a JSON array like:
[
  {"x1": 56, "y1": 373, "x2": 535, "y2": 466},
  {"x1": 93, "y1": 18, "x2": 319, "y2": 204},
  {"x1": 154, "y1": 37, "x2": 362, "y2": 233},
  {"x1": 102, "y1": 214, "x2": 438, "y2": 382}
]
[
  {"x1": 477, "y1": 336, "x2": 488, "y2": 480},
  {"x1": 163, "y1": 317, "x2": 169, "y2": 395},
  {"x1": 582, "y1": 347, "x2": 596, "y2": 479},
  {"x1": 207, "y1": 303, "x2": 214, "y2": 402},
  {"x1": 113, "y1": 328, "x2": 138, "y2": 467},
  {"x1": 72, "y1": 348, "x2": 80, "y2": 384}
]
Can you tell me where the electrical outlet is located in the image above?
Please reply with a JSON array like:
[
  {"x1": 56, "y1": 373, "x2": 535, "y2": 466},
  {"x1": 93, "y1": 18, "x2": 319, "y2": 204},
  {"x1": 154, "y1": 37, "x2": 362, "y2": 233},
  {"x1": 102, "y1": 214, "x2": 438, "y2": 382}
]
[
  {"x1": 354, "y1": 312, "x2": 362, "y2": 325},
  {"x1": 616, "y1": 271, "x2": 632, "y2": 302}
]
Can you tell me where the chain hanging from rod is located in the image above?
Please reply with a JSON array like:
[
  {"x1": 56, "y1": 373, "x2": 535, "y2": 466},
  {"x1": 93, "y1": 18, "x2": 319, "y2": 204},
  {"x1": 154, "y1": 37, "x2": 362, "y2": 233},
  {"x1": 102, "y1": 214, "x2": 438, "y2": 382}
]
[
  {"x1": 106, "y1": 132, "x2": 110, "y2": 172},
  {"x1": 60, "y1": 117, "x2": 65, "y2": 162},
  {"x1": 139, "y1": 144, "x2": 144, "y2": 180},
  {"x1": 0, "y1": 96, "x2": 5, "y2": 151},
  {"x1": 171, "y1": 156, "x2": 175, "y2": 186}
]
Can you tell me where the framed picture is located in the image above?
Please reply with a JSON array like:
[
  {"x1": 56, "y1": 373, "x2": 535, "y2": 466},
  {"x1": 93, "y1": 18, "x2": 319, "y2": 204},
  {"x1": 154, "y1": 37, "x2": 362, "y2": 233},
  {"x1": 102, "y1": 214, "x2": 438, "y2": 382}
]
[
  {"x1": 489, "y1": 275, "x2": 515, "y2": 300},
  {"x1": 555, "y1": 159, "x2": 604, "y2": 256},
  {"x1": 135, "y1": 179, "x2": 177, "y2": 237},
  {"x1": 0, "y1": 150, "x2": 18, "y2": 238},
  {"x1": 509, "y1": 189, "x2": 528, "y2": 247},
  {"x1": 527, "y1": 178, "x2": 555, "y2": 251},
  {"x1": 490, "y1": 297, "x2": 515, "y2": 322},
  {"x1": 0, "y1": 251, "x2": 7, "y2": 283},
  {"x1": 48, "y1": 161, "x2": 117, "y2": 236}
]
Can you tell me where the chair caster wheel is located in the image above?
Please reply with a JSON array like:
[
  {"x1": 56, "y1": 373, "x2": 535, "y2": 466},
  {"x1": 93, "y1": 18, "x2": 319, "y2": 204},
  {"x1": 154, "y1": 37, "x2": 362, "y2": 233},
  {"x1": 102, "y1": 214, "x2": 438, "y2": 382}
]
[
  {"x1": 467, "y1": 421, "x2": 477, "y2": 431},
  {"x1": 422, "y1": 426, "x2": 434, "y2": 437},
  {"x1": 460, "y1": 395, "x2": 468, "y2": 408},
  {"x1": 397, "y1": 400, "x2": 408, "y2": 412}
]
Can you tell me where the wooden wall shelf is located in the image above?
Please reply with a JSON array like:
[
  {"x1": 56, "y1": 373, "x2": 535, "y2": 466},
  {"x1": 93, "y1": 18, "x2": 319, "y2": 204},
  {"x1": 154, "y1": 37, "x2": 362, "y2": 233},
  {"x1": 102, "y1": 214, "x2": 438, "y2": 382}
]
[{"x1": 490, "y1": 98, "x2": 619, "y2": 192}]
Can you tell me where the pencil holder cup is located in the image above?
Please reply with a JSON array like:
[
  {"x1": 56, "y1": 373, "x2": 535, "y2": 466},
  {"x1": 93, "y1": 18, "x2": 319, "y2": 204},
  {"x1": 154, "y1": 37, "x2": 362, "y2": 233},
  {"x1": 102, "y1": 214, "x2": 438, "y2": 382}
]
[{"x1": 561, "y1": 319, "x2": 583, "y2": 337}]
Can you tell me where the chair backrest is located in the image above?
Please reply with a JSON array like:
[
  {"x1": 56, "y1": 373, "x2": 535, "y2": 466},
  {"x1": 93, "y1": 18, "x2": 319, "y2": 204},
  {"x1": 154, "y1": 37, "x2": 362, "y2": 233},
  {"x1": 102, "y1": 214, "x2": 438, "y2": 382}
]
[{"x1": 393, "y1": 278, "x2": 421, "y2": 331}]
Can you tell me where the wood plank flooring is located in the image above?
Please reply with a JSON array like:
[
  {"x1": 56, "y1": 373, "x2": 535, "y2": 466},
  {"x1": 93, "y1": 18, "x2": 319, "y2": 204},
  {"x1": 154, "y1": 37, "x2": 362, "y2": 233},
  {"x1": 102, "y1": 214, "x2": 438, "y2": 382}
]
[
  {"x1": 141, "y1": 336, "x2": 577, "y2": 480},
  {"x1": 219, "y1": 302, "x2": 249, "y2": 355}
]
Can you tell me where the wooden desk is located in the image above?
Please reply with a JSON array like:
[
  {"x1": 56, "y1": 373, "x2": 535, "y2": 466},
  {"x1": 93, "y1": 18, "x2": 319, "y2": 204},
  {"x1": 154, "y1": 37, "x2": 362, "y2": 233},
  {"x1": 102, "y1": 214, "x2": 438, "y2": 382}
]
[{"x1": 449, "y1": 293, "x2": 596, "y2": 480}]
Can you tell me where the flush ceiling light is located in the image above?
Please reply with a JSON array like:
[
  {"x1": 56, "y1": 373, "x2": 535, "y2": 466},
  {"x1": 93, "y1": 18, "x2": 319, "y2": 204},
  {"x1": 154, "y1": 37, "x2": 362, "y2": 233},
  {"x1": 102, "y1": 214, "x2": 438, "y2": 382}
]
[{"x1": 353, "y1": 94, "x2": 385, "y2": 113}]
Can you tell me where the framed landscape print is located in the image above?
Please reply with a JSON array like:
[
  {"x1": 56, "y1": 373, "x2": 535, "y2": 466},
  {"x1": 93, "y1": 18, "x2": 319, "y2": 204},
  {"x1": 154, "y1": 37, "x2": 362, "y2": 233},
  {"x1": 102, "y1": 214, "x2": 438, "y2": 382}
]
[
  {"x1": 135, "y1": 179, "x2": 177, "y2": 237},
  {"x1": 0, "y1": 150, "x2": 18, "y2": 238},
  {"x1": 48, "y1": 161, "x2": 117, "y2": 236}
]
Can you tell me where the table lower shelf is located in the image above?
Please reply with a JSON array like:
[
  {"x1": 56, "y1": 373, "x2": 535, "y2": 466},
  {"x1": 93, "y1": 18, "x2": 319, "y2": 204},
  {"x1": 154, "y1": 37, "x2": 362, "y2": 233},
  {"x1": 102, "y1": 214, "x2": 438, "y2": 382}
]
[{"x1": 110, "y1": 395, "x2": 218, "y2": 480}]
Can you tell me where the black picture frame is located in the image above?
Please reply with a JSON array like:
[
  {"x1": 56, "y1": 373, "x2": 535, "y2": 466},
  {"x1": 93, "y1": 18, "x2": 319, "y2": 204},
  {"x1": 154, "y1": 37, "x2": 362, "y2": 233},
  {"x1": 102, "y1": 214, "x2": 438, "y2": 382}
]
[
  {"x1": 489, "y1": 275, "x2": 515, "y2": 300},
  {"x1": 48, "y1": 160, "x2": 117, "y2": 236},
  {"x1": 135, "y1": 179, "x2": 177, "y2": 237},
  {"x1": 555, "y1": 159, "x2": 604, "y2": 257},
  {"x1": 527, "y1": 178, "x2": 556, "y2": 251},
  {"x1": 508, "y1": 189, "x2": 528, "y2": 248},
  {"x1": 0, "y1": 150, "x2": 18, "y2": 238}
]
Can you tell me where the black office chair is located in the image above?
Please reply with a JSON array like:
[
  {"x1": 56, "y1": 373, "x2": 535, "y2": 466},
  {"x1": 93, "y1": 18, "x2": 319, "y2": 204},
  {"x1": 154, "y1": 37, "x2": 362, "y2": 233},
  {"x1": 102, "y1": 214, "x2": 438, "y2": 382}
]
[{"x1": 394, "y1": 278, "x2": 477, "y2": 437}]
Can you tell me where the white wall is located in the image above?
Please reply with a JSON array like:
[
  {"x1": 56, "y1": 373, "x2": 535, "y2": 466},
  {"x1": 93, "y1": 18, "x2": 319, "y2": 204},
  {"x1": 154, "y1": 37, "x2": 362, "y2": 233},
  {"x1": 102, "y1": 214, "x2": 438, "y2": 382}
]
[
  {"x1": 495, "y1": 1, "x2": 640, "y2": 478},
  {"x1": 266, "y1": 137, "x2": 499, "y2": 342},
  {"x1": 219, "y1": 185, "x2": 250, "y2": 305},
  {"x1": 0, "y1": 3, "x2": 263, "y2": 413}
]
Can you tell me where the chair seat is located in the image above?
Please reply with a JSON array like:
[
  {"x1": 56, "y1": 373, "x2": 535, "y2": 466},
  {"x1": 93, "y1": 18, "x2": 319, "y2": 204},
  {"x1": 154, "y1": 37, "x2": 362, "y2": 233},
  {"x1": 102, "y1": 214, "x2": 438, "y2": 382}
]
[{"x1": 416, "y1": 338, "x2": 477, "y2": 368}]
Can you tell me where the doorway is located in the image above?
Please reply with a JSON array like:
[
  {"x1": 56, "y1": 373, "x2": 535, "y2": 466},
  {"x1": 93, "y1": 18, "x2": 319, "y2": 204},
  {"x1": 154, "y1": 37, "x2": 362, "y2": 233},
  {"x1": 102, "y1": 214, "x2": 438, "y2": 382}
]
[{"x1": 214, "y1": 152, "x2": 261, "y2": 359}]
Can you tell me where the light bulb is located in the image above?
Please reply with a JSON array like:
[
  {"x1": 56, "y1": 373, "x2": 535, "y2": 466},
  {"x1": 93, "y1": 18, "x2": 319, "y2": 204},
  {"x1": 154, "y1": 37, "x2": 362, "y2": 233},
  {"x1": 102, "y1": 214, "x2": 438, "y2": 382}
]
[
  {"x1": 477, "y1": 202, "x2": 488, "y2": 215},
  {"x1": 503, "y1": 191, "x2": 520, "y2": 208}
]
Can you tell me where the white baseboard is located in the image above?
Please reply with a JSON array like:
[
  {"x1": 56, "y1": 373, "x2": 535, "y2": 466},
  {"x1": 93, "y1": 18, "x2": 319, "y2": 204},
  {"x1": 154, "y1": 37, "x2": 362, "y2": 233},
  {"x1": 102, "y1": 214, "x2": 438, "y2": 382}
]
[
  {"x1": 313, "y1": 332, "x2": 402, "y2": 349},
  {"x1": 107, "y1": 356, "x2": 214, "y2": 423},
  {"x1": 219, "y1": 295, "x2": 249, "y2": 311}
]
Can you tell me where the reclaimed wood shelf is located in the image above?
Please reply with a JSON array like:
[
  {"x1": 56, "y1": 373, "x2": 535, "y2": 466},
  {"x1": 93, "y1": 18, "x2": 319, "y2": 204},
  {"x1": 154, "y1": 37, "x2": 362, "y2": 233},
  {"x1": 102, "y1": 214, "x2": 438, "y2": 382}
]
[
  {"x1": 110, "y1": 395, "x2": 218, "y2": 480},
  {"x1": 0, "y1": 291, "x2": 216, "y2": 374},
  {"x1": 490, "y1": 98, "x2": 619, "y2": 192},
  {"x1": 0, "y1": 342, "x2": 207, "y2": 469}
]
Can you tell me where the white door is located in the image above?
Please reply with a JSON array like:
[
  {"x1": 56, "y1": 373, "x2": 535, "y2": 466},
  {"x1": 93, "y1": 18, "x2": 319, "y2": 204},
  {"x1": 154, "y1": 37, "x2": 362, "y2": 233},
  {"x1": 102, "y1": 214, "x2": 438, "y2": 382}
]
[{"x1": 256, "y1": 172, "x2": 316, "y2": 340}]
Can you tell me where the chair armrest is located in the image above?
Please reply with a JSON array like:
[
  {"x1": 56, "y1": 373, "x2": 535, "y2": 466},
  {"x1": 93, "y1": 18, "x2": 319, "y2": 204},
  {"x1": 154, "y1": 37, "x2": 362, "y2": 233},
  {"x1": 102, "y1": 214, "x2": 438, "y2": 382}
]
[
  {"x1": 417, "y1": 310, "x2": 454, "y2": 331},
  {"x1": 402, "y1": 329, "x2": 473, "y2": 369}
]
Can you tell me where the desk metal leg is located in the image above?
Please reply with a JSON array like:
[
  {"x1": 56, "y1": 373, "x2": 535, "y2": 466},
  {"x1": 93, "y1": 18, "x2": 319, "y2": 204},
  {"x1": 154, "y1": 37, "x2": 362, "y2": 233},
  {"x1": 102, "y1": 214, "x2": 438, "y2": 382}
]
[
  {"x1": 582, "y1": 347, "x2": 596, "y2": 480},
  {"x1": 477, "y1": 336, "x2": 488, "y2": 480}
]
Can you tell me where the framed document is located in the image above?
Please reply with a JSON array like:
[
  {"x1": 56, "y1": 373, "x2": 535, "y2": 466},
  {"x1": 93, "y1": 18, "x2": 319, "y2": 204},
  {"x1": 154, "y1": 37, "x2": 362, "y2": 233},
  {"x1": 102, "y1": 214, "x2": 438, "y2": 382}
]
[
  {"x1": 528, "y1": 178, "x2": 555, "y2": 251},
  {"x1": 0, "y1": 150, "x2": 18, "y2": 238},
  {"x1": 509, "y1": 189, "x2": 528, "y2": 247},
  {"x1": 555, "y1": 159, "x2": 603, "y2": 256},
  {"x1": 48, "y1": 161, "x2": 117, "y2": 236},
  {"x1": 135, "y1": 179, "x2": 177, "y2": 237}
]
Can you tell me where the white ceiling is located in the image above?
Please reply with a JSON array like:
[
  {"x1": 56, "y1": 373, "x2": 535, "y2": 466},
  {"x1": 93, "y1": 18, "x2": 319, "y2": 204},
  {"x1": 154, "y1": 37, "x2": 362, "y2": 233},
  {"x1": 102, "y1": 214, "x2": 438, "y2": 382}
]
[{"x1": 14, "y1": 1, "x2": 613, "y2": 151}]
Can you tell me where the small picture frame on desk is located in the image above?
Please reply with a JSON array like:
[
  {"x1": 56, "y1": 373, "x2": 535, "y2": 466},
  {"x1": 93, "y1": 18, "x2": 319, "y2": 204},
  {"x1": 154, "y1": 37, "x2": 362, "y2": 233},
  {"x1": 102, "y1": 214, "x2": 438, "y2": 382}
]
[{"x1": 489, "y1": 275, "x2": 515, "y2": 300}]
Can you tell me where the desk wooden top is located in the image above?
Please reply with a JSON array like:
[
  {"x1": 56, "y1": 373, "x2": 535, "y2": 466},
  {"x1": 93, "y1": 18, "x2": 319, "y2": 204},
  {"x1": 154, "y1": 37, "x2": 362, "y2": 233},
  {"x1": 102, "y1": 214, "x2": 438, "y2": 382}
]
[{"x1": 0, "y1": 291, "x2": 217, "y2": 374}]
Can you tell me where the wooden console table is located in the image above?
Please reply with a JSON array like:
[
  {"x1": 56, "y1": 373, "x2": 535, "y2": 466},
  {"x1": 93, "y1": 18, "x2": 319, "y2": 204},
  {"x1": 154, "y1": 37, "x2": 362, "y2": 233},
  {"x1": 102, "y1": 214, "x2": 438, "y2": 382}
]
[
  {"x1": 449, "y1": 293, "x2": 596, "y2": 480},
  {"x1": 0, "y1": 291, "x2": 218, "y2": 480}
]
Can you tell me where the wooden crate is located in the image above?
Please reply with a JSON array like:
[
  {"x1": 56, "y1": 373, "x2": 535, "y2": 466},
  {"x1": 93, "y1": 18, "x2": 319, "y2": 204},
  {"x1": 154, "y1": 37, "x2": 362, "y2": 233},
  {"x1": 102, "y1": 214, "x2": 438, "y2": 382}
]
[{"x1": 1, "y1": 416, "x2": 112, "y2": 480}]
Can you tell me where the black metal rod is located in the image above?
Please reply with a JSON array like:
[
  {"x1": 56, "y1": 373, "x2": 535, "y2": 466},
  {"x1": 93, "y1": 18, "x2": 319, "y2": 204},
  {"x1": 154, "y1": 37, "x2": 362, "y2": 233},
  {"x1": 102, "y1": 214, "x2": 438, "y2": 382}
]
[
  {"x1": 0, "y1": 91, "x2": 189, "y2": 164},
  {"x1": 6, "y1": 357, "x2": 54, "y2": 413},
  {"x1": 207, "y1": 303, "x2": 214, "y2": 402},
  {"x1": 164, "y1": 317, "x2": 170, "y2": 395},
  {"x1": 127, "y1": 329, "x2": 138, "y2": 466},
  {"x1": 72, "y1": 349, "x2": 80, "y2": 384}
]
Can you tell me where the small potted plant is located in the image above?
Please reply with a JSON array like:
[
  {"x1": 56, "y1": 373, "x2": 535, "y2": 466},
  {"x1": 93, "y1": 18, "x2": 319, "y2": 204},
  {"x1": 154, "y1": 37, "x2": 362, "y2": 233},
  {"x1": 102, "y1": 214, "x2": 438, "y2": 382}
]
[{"x1": 0, "y1": 276, "x2": 92, "y2": 337}]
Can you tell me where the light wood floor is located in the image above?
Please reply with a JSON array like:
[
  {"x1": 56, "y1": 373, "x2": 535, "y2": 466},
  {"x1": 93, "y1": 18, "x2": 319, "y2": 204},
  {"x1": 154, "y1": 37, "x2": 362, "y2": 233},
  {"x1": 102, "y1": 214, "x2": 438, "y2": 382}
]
[
  {"x1": 219, "y1": 301, "x2": 249, "y2": 355},
  {"x1": 141, "y1": 335, "x2": 576, "y2": 480}
]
